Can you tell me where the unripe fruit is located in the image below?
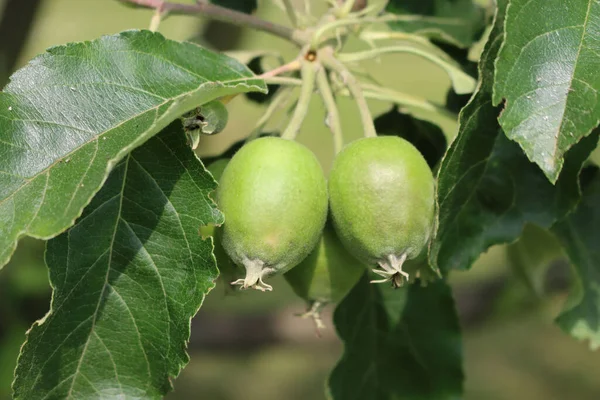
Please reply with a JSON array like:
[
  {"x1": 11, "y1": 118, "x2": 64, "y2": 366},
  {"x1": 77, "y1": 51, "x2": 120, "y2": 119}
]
[
  {"x1": 284, "y1": 222, "x2": 366, "y2": 329},
  {"x1": 217, "y1": 137, "x2": 328, "y2": 291},
  {"x1": 328, "y1": 136, "x2": 435, "y2": 288}
]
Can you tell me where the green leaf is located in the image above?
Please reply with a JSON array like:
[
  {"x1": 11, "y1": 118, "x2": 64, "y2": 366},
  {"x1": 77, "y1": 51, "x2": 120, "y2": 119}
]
[
  {"x1": 385, "y1": 0, "x2": 486, "y2": 48},
  {"x1": 339, "y1": 39, "x2": 477, "y2": 95},
  {"x1": 431, "y1": 0, "x2": 599, "y2": 273},
  {"x1": 211, "y1": 0, "x2": 257, "y2": 14},
  {"x1": 328, "y1": 275, "x2": 463, "y2": 400},
  {"x1": 12, "y1": 122, "x2": 222, "y2": 399},
  {"x1": 493, "y1": 0, "x2": 600, "y2": 183},
  {"x1": 0, "y1": 30, "x2": 266, "y2": 271},
  {"x1": 552, "y1": 166, "x2": 600, "y2": 349}
]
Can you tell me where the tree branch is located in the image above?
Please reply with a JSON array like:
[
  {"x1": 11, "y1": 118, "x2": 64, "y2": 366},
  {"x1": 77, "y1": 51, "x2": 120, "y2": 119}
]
[{"x1": 119, "y1": 0, "x2": 307, "y2": 45}]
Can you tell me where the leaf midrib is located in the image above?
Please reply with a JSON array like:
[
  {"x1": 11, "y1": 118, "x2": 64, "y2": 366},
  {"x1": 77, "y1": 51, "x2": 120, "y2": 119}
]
[
  {"x1": 0, "y1": 76, "x2": 258, "y2": 209},
  {"x1": 64, "y1": 156, "x2": 131, "y2": 400}
]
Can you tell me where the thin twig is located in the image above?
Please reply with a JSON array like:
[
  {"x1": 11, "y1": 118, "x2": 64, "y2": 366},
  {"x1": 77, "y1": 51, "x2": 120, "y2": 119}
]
[{"x1": 119, "y1": 0, "x2": 308, "y2": 45}]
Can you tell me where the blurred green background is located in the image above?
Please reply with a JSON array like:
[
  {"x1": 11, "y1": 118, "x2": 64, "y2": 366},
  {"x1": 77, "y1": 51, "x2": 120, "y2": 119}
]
[{"x1": 1, "y1": 1, "x2": 599, "y2": 399}]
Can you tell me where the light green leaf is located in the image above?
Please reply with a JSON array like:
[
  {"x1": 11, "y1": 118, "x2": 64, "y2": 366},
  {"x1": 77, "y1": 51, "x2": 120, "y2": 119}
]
[
  {"x1": 0, "y1": 29, "x2": 266, "y2": 271},
  {"x1": 553, "y1": 167, "x2": 600, "y2": 349},
  {"x1": 385, "y1": 0, "x2": 486, "y2": 48},
  {"x1": 493, "y1": 0, "x2": 600, "y2": 183},
  {"x1": 328, "y1": 275, "x2": 463, "y2": 400},
  {"x1": 13, "y1": 122, "x2": 222, "y2": 399},
  {"x1": 338, "y1": 38, "x2": 477, "y2": 94}
]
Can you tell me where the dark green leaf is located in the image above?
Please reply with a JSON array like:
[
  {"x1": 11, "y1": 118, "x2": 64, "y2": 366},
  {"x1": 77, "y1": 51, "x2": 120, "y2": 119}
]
[
  {"x1": 506, "y1": 223, "x2": 565, "y2": 295},
  {"x1": 431, "y1": 0, "x2": 599, "y2": 273},
  {"x1": 553, "y1": 166, "x2": 600, "y2": 349},
  {"x1": 210, "y1": 0, "x2": 257, "y2": 14},
  {"x1": 246, "y1": 56, "x2": 280, "y2": 104},
  {"x1": 329, "y1": 275, "x2": 463, "y2": 400},
  {"x1": 444, "y1": 89, "x2": 472, "y2": 114},
  {"x1": 12, "y1": 122, "x2": 222, "y2": 399},
  {"x1": 493, "y1": 0, "x2": 600, "y2": 183},
  {"x1": 374, "y1": 107, "x2": 448, "y2": 169},
  {"x1": 0, "y1": 30, "x2": 265, "y2": 270},
  {"x1": 386, "y1": 0, "x2": 486, "y2": 48}
]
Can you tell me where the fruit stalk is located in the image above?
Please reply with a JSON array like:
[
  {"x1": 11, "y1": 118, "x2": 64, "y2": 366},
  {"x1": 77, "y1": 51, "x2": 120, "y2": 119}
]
[
  {"x1": 321, "y1": 51, "x2": 377, "y2": 138},
  {"x1": 281, "y1": 59, "x2": 319, "y2": 140},
  {"x1": 315, "y1": 67, "x2": 344, "y2": 154},
  {"x1": 247, "y1": 87, "x2": 296, "y2": 141},
  {"x1": 281, "y1": 0, "x2": 298, "y2": 27}
]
